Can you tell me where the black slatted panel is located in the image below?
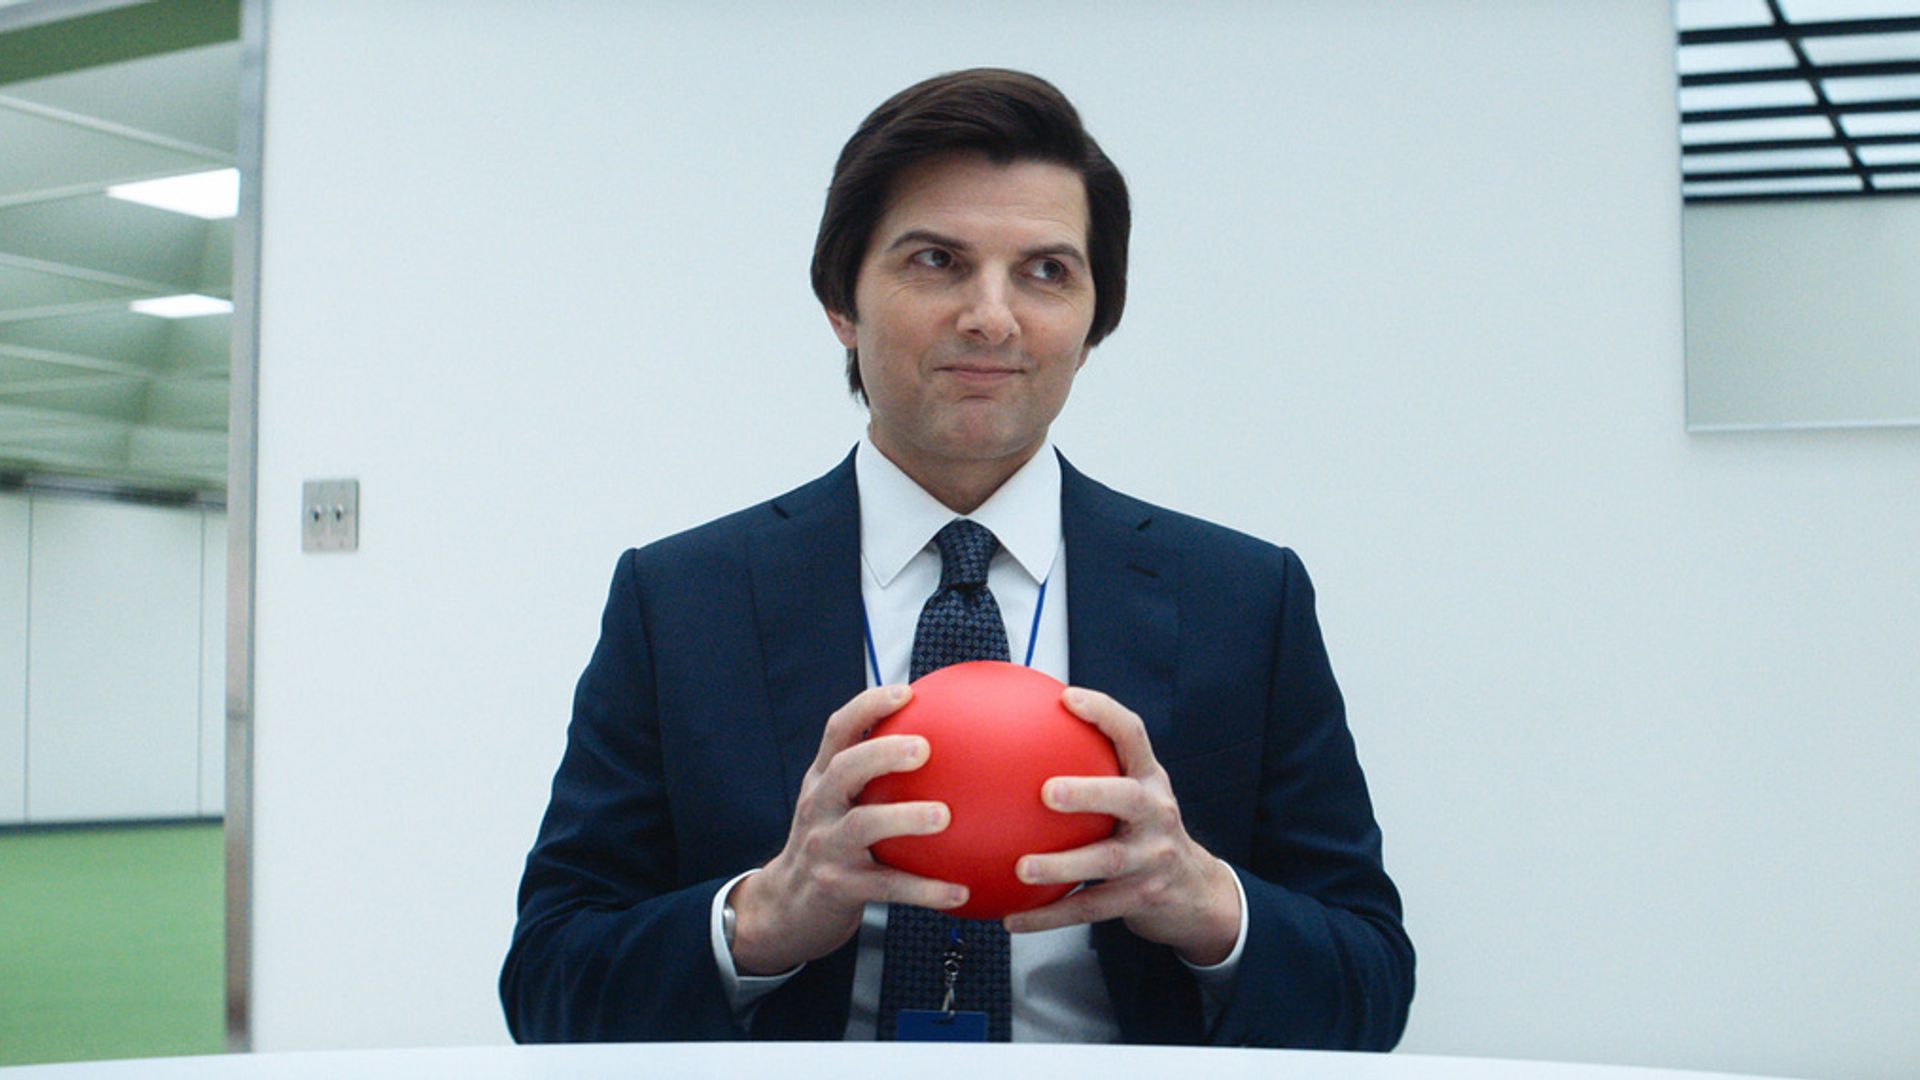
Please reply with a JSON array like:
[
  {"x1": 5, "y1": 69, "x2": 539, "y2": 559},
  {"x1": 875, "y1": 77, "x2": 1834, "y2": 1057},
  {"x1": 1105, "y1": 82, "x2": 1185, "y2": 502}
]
[{"x1": 1678, "y1": 4, "x2": 1920, "y2": 201}]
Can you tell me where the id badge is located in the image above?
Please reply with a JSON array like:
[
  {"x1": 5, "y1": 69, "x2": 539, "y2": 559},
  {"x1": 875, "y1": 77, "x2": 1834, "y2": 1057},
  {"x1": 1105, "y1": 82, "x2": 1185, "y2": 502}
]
[{"x1": 895, "y1": 1008, "x2": 989, "y2": 1042}]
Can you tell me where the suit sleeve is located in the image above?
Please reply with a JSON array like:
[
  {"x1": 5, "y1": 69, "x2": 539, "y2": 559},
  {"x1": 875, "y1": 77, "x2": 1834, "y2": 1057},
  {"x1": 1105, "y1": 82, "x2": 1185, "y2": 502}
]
[
  {"x1": 1209, "y1": 549, "x2": 1415, "y2": 1050},
  {"x1": 498, "y1": 550, "x2": 743, "y2": 1041}
]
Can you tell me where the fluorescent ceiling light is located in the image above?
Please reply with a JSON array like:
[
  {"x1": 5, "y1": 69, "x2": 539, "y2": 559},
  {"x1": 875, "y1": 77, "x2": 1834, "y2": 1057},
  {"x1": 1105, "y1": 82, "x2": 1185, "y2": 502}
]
[
  {"x1": 1822, "y1": 74, "x2": 1920, "y2": 103},
  {"x1": 1841, "y1": 109, "x2": 1920, "y2": 135},
  {"x1": 1780, "y1": 0, "x2": 1920, "y2": 21},
  {"x1": 1802, "y1": 31, "x2": 1920, "y2": 66},
  {"x1": 1869, "y1": 171, "x2": 1920, "y2": 186},
  {"x1": 1676, "y1": 0, "x2": 1775, "y2": 30},
  {"x1": 1678, "y1": 40, "x2": 1799, "y2": 75},
  {"x1": 1679, "y1": 80, "x2": 1819, "y2": 111},
  {"x1": 1683, "y1": 147, "x2": 1854, "y2": 172},
  {"x1": 105, "y1": 168, "x2": 239, "y2": 219},
  {"x1": 1684, "y1": 175, "x2": 1865, "y2": 195},
  {"x1": 1682, "y1": 115, "x2": 1837, "y2": 143},
  {"x1": 131, "y1": 294, "x2": 233, "y2": 319},
  {"x1": 1858, "y1": 142, "x2": 1920, "y2": 162}
]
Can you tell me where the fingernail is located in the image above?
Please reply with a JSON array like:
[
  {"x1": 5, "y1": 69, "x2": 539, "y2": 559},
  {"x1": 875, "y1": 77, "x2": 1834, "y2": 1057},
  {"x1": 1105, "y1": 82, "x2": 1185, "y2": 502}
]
[
  {"x1": 1016, "y1": 858, "x2": 1035, "y2": 883},
  {"x1": 927, "y1": 805, "x2": 948, "y2": 829},
  {"x1": 1043, "y1": 780, "x2": 1065, "y2": 808},
  {"x1": 889, "y1": 685, "x2": 909, "y2": 702},
  {"x1": 1063, "y1": 688, "x2": 1086, "y2": 709},
  {"x1": 948, "y1": 886, "x2": 968, "y2": 907}
]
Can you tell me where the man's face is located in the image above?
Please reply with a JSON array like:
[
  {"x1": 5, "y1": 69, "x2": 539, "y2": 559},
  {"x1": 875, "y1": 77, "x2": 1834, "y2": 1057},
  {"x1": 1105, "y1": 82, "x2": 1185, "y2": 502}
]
[{"x1": 829, "y1": 152, "x2": 1095, "y2": 492}]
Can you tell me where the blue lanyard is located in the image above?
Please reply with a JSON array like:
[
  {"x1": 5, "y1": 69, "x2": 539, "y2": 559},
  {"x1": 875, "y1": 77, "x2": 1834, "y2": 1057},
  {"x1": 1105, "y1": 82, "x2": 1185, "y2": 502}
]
[{"x1": 862, "y1": 575, "x2": 1049, "y2": 686}]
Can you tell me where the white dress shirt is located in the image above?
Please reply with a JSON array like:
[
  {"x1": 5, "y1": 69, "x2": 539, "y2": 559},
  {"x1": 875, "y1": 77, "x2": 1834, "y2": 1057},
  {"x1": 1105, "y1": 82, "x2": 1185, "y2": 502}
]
[{"x1": 710, "y1": 436, "x2": 1244, "y2": 1039}]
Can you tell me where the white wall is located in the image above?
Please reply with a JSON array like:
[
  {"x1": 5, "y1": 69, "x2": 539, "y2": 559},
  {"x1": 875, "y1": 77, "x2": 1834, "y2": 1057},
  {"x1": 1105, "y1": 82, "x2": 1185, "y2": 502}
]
[
  {"x1": 251, "y1": 3, "x2": 1920, "y2": 1077},
  {"x1": 0, "y1": 493, "x2": 25, "y2": 824},
  {"x1": 0, "y1": 492, "x2": 225, "y2": 824},
  {"x1": 26, "y1": 497, "x2": 203, "y2": 820},
  {"x1": 200, "y1": 511, "x2": 226, "y2": 816},
  {"x1": 1686, "y1": 196, "x2": 1920, "y2": 428},
  {"x1": 0, "y1": 491, "x2": 224, "y2": 818}
]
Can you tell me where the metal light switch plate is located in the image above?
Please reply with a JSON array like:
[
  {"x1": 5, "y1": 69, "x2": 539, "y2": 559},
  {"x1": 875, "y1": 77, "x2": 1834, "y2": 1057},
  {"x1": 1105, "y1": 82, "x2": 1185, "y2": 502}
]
[{"x1": 301, "y1": 479, "x2": 359, "y2": 552}]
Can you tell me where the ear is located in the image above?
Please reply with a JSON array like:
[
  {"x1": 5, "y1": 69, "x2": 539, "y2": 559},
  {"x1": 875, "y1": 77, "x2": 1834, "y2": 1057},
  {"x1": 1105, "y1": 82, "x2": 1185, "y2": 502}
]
[
  {"x1": 826, "y1": 307, "x2": 858, "y2": 350},
  {"x1": 1074, "y1": 343, "x2": 1091, "y2": 372}
]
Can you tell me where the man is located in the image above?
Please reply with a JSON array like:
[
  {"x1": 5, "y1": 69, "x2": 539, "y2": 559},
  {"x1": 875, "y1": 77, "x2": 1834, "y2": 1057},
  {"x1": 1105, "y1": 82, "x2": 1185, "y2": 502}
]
[{"x1": 501, "y1": 68, "x2": 1412, "y2": 1047}]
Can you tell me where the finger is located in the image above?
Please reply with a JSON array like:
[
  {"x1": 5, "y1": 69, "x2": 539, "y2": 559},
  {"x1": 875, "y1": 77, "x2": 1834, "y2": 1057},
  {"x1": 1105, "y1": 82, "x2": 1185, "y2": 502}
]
[
  {"x1": 1040, "y1": 775, "x2": 1148, "y2": 820},
  {"x1": 840, "y1": 800, "x2": 950, "y2": 850},
  {"x1": 860, "y1": 866, "x2": 970, "y2": 911},
  {"x1": 817, "y1": 733, "x2": 931, "y2": 807},
  {"x1": 1004, "y1": 882, "x2": 1126, "y2": 934},
  {"x1": 815, "y1": 684, "x2": 912, "y2": 770},
  {"x1": 1015, "y1": 837, "x2": 1130, "y2": 888},
  {"x1": 1061, "y1": 687, "x2": 1158, "y2": 777}
]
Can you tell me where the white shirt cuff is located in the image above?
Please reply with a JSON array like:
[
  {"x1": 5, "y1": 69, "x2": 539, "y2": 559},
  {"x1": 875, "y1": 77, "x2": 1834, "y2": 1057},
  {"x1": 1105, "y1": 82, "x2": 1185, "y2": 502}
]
[
  {"x1": 710, "y1": 868, "x2": 803, "y2": 1023},
  {"x1": 1179, "y1": 859, "x2": 1248, "y2": 1016}
]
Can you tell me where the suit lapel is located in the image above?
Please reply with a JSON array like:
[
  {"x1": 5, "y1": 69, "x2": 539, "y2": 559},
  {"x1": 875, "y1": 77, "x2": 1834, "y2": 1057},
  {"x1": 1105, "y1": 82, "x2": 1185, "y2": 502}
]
[
  {"x1": 1061, "y1": 456, "x2": 1178, "y2": 748},
  {"x1": 746, "y1": 451, "x2": 868, "y2": 812}
]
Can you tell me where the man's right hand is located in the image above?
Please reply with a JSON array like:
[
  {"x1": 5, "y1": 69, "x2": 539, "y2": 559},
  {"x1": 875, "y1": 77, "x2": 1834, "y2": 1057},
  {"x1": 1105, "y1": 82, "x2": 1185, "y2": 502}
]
[{"x1": 726, "y1": 684, "x2": 967, "y2": 976}]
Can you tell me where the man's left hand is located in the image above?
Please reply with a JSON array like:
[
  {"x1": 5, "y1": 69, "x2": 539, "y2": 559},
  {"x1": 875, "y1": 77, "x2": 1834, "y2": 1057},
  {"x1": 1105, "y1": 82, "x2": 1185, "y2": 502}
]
[{"x1": 1003, "y1": 687, "x2": 1242, "y2": 966}]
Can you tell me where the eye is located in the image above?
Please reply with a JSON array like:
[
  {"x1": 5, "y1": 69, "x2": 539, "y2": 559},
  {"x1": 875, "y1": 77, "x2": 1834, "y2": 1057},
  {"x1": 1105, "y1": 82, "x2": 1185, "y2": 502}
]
[
  {"x1": 1027, "y1": 257, "x2": 1070, "y2": 284},
  {"x1": 910, "y1": 248, "x2": 955, "y2": 270}
]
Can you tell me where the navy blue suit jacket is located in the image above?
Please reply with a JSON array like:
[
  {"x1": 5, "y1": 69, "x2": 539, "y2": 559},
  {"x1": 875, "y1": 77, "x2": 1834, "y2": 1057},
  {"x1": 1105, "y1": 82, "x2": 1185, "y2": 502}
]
[{"x1": 501, "y1": 452, "x2": 1412, "y2": 1046}]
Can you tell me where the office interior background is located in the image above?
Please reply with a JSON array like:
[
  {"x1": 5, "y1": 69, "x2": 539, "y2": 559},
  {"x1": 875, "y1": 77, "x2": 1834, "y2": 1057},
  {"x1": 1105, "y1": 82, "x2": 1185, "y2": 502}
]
[{"x1": 1, "y1": 1, "x2": 1916, "y2": 1077}]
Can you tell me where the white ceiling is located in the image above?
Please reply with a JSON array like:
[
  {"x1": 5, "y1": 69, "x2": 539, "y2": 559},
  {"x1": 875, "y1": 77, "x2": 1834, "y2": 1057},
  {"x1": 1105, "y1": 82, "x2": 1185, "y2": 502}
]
[{"x1": 0, "y1": 39, "x2": 237, "y2": 493}]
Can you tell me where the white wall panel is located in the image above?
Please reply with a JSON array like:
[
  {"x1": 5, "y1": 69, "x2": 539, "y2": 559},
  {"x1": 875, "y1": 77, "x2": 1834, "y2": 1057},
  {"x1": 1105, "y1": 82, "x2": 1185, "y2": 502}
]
[
  {"x1": 25, "y1": 496, "x2": 203, "y2": 822},
  {"x1": 252, "y1": 2, "x2": 1920, "y2": 1076},
  {"x1": 0, "y1": 493, "x2": 27, "y2": 825},
  {"x1": 200, "y1": 510, "x2": 227, "y2": 816},
  {"x1": 1686, "y1": 196, "x2": 1920, "y2": 428}
]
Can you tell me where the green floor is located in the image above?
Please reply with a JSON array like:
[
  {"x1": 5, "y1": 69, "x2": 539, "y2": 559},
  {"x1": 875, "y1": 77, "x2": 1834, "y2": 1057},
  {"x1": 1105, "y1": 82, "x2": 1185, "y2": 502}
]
[{"x1": 0, "y1": 822, "x2": 225, "y2": 1065}]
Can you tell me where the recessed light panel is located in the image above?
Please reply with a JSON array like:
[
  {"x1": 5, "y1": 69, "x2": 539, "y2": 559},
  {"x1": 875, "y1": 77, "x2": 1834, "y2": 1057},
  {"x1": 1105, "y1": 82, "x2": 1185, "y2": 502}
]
[
  {"x1": 1869, "y1": 171, "x2": 1920, "y2": 187},
  {"x1": 1682, "y1": 115, "x2": 1838, "y2": 143},
  {"x1": 105, "y1": 168, "x2": 240, "y2": 220},
  {"x1": 130, "y1": 294, "x2": 233, "y2": 319},
  {"x1": 1678, "y1": 40, "x2": 1800, "y2": 75},
  {"x1": 1683, "y1": 147, "x2": 1855, "y2": 172},
  {"x1": 1801, "y1": 31, "x2": 1920, "y2": 66},
  {"x1": 1779, "y1": 0, "x2": 1920, "y2": 21},
  {"x1": 1858, "y1": 142, "x2": 1920, "y2": 163},
  {"x1": 1684, "y1": 175, "x2": 1866, "y2": 196},
  {"x1": 1823, "y1": 74, "x2": 1920, "y2": 104},
  {"x1": 1840, "y1": 110, "x2": 1920, "y2": 135},
  {"x1": 1679, "y1": 80, "x2": 1819, "y2": 112},
  {"x1": 1675, "y1": 0, "x2": 1776, "y2": 30}
]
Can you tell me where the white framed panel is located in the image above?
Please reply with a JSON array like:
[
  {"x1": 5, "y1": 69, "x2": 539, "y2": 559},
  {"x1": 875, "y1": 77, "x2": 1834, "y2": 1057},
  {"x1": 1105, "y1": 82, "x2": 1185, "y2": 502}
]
[
  {"x1": 25, "y1": 496, "x2": 203, "y2": 822},
  {"x1": 200, "y1": 509, "x2": 227, "y2": 816},
  {"x1": 1685, "y1": 196, "x2": 1920, "y2": 429},
  {"x1": 0, "y1": 493, "x2": 27, "y2": 825}
]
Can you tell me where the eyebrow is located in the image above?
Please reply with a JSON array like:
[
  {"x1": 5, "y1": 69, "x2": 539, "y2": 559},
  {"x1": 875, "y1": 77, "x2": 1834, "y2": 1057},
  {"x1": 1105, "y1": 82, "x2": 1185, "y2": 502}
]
[{"x1": 883, "y1": 228, "x2": 1088, "y2": 266}]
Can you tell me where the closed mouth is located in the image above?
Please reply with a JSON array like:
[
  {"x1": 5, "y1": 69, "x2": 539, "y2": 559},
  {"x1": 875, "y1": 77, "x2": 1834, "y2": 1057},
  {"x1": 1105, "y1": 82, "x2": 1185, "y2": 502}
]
[{"x1": 940, "y1": 364, "x2": 1020, "y2": 376}]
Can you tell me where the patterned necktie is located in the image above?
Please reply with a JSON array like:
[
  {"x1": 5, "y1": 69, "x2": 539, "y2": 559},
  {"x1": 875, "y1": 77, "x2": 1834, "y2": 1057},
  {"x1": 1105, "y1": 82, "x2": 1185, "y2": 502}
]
[{"x1": 876, "y1": 519, "x2": 1015, "y2": 1041}]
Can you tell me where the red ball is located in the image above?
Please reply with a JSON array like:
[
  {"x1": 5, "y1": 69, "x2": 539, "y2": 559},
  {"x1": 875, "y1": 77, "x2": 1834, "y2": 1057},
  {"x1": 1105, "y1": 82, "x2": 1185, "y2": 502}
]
[{"x1": 858, "y1": 660, "x2": 1121, "y2": 920}]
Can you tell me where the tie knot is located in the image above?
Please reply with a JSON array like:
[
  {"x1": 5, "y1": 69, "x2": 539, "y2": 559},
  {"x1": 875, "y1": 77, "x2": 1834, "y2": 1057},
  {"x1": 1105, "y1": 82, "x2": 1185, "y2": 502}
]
[{"x1": 933, "y1": 519, "x2": 998, "y2": 589}]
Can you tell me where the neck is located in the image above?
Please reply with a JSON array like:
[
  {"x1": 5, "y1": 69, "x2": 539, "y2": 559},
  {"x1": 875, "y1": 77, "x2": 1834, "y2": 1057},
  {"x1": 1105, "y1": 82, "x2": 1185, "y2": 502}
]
[{"x1": 869, "y1": 432, "x2": 1042, "y2": 515}]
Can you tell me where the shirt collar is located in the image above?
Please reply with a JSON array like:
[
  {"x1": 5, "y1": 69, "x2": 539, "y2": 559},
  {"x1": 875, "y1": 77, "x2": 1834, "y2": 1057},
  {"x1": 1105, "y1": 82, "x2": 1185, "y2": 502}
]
[{"x1": 856, "y1": 434, "x2": 1062, "y2": 589}]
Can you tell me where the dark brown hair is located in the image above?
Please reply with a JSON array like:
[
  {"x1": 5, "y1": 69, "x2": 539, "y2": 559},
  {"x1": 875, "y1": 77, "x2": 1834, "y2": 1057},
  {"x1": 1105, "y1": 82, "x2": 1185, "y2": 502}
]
[{"x1": 810, "y1": 68, "x2": 1131, "y2": 399}]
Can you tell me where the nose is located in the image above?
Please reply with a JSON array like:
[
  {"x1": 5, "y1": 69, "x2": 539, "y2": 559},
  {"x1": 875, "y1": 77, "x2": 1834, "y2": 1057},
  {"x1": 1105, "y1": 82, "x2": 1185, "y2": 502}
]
[{"x1": 955, "y1": 273, "x2": 1018, "y2": 346}]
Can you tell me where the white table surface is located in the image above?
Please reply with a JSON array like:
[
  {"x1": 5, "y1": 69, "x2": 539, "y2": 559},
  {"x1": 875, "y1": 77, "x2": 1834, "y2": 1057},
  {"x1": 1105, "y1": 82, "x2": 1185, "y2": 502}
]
[{"x1": 0, "y1": 1043, "x2": 1806, "y2": 1079}]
